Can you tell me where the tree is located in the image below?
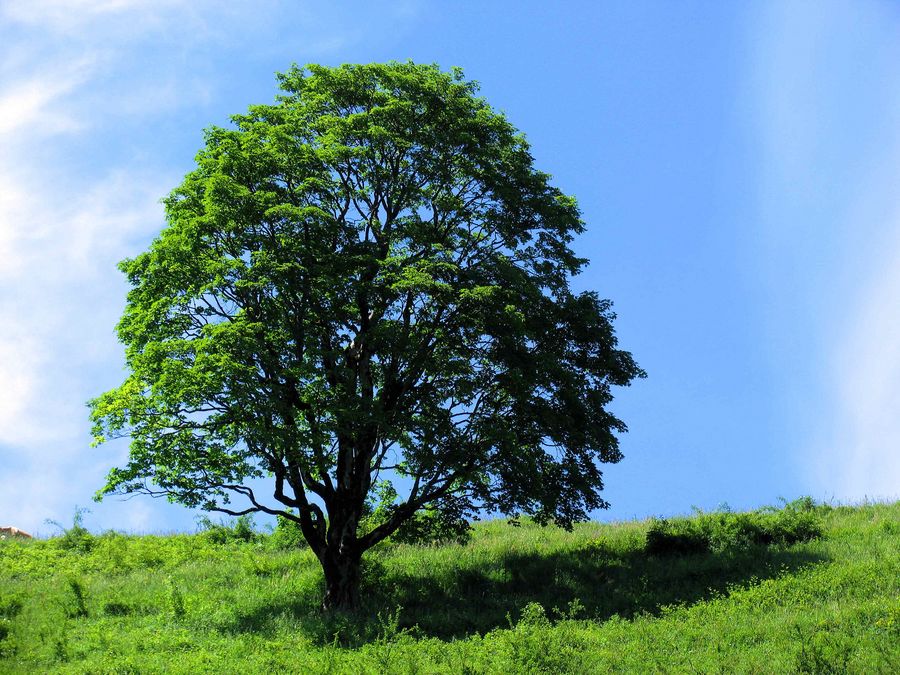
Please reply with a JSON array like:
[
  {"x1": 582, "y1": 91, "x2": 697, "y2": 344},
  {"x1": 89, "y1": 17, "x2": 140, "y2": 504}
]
[{"x1": 90, "y1": 62, "x2": 645, "y2": 610}]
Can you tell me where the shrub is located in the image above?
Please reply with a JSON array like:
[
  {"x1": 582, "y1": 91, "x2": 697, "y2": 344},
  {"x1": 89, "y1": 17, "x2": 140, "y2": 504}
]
[
  {"x1": 196, "y1": 515, "x2": 259, "y2": 544},
  {"x1": 268, "y1": 512, "x2": 307, "y2": 550},
  {"x1": 46, "y1": 507, "x2": 96, "y2": 553},
  {"x1": 389, "y1": 505, "x2": 473, "y2": 546},
  {"x1": 795, "y1": 627, "x2": 854, "y2": 674},
  {"x1": 646, "y1": 498, "x2": 823, "y2": 556},
  {"x1": 645, "y1": 520, "x2": 708, "y2": 556},
  {"x1": 488, "y1": 602, "x2": 590, "y2": 673},
  {"x1": 0, "y1": 598, "x2": 22, "y2": 657}
]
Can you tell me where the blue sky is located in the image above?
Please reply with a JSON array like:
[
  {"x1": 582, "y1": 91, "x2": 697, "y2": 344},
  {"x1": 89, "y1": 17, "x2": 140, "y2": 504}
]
[{"x1": 1, "y1": 1, "x2": 898, "y2": 534}]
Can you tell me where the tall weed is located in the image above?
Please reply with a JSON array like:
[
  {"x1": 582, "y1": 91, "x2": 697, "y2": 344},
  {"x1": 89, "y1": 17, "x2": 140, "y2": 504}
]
[
  {"x1": 65, "y1": 578, "x2": 89, "y2": 618},
  {"x1": 46, "y1": 507, "x2": 95, "y2": 553}
]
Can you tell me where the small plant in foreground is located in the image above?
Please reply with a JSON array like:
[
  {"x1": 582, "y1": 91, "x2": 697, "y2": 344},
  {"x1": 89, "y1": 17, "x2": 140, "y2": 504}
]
[
  {"x1": 167, "y1": 580, "x2": 186, "y2": 620},
  {"x1": 65, "y1": 578, "x2": 89, "y2": 619},
  {"x1": 0, "y1": 501, "x2": 896, "y2": 672},
  {"x1": 794, "y1": 626, "x2": 853, "y2": 674}
]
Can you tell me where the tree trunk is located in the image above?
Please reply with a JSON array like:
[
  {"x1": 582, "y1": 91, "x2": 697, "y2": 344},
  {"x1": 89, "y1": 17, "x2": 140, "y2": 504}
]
[{"x1": 321, "y1": 549, "x2": 362, "y2": 611}]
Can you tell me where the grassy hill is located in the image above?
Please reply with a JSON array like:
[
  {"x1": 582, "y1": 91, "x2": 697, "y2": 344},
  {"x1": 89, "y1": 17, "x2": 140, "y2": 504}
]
[{"x1": 1, "y1": 499, "x2": 897, "y2": 673}]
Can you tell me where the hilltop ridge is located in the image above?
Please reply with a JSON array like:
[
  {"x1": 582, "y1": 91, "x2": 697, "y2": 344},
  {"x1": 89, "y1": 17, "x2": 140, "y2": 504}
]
[{"x1": 1, "y1": 500, "x2": 898, "y2": 672}]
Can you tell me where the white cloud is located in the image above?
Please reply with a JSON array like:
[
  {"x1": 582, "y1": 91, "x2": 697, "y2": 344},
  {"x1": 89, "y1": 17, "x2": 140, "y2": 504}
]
[
  {"x1": 0, "y1": 0, "x2": 425, "y2": 534},
  {"x1": 0, "y1": 76, "x2": 76, "y2": 136},
  {"x1": 0, "y1": 1, "x2": 178, "y2": 532},
  {"x1": 0, "y1": 162, "x2": 168, "y2": 444},
  {"x1": 5, "y1": 0, "x2": 154, "y2": 19},
  {"x1": 0, "y1": 59, "x2": 95, "y2": 137},
  {"x1": 0, "y1": 333, "x2": 43, "y2": 444},
  {"x1": 746, "y1": 0, "x2": 900, "y2": 501},
  {"x1": 1, "y1": 0, "x2": 188, "y2": 33},
  {"x1": 0, "y1": 178, "x2": 28, "y2": 277},
  {"x1": 828, "y1": 217, "x2": 900, "y2": 499}
]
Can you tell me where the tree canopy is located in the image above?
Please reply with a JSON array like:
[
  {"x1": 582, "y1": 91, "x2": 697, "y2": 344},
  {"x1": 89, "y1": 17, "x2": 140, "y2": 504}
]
[{"x1": 90, "y1": 62, "x2": 645, "y2": 609}]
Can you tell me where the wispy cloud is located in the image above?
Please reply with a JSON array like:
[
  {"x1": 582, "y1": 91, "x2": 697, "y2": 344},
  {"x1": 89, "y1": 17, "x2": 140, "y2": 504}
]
[
  {"x1": 1, "y1": 0, "x2": 197, "y2": 35},
  {"x1": 0, "y1": 66, "x2": 90, "y2": 136},
  {"x1": 830, "y1": 204, "x2": 900, "y2": 499},
  {"x1": 0, "y1": 159, "x2": 169, "y2": 438},
  {"x1": 0, "y1": 0, "x2": 423, "y2": 533},
  {"x1": 746, "y1": 0, "x2": 900, "y2": 501},
  {"x1": 0, "y1": 2, "x2": 224, "y2": 532}
]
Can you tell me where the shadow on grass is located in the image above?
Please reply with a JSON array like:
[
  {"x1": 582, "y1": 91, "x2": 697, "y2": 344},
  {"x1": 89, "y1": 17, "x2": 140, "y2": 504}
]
[
  {"x1": 386, "y1": 544, "x2": 825, "y2": 640},
  {"x1": 224, "y1": 540, "x2": 826, "y2": 645}
]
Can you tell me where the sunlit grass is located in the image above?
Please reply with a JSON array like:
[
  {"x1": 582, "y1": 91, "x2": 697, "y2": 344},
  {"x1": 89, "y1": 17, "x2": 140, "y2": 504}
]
[{"x1": 0, "y1": 500, "x2": 897, "y2": 672}]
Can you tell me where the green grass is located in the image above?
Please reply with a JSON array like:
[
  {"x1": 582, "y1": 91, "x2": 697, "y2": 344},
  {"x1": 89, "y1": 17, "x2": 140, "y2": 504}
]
[{"x1": 0, "y1": 500, "x2": 897, "y2": 673}]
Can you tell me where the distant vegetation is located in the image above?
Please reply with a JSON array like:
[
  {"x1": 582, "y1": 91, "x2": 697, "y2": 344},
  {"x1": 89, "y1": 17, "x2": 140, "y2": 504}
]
[
  {"x1": 645, "y1": 496, "x2": 822, "y2": 556},
  {"x1": 1, "y1": 500, "x2": 898, "y2": 672}
]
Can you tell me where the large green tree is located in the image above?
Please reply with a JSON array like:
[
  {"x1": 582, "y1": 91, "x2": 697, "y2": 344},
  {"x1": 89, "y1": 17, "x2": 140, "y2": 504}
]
[{"x1": 90, "y1": 62, "x2": 644, "y2": 610}]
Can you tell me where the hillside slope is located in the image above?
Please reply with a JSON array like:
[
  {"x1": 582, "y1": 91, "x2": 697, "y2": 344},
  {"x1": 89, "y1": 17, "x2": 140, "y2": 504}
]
[{"x1": 1, "y1": 501, "x2": 898, "y2": 673}]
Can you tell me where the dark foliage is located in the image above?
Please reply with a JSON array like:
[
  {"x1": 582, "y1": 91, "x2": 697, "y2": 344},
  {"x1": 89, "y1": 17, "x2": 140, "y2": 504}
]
[
  {"x1": 90, "y1": 61, "x2": 644, "y2": 609},
  {"x1": 645, "y1": 498, "x2": 823, "y2": 557},
  {"x1": 196, "y1": 515, "x2": 259, "y2": 544}
]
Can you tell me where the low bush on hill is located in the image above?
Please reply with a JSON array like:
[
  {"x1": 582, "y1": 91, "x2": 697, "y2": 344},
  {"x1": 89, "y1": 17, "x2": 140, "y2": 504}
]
[
  {"x1": 195, "y1": 515, "x2": 260, "y2": 545},
  {"x1": 645, "y1": 496, "x2": 823, "y2": 556},
  {"x1": 0, "y1": 499, "x2": 896, "y2": 672}
]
